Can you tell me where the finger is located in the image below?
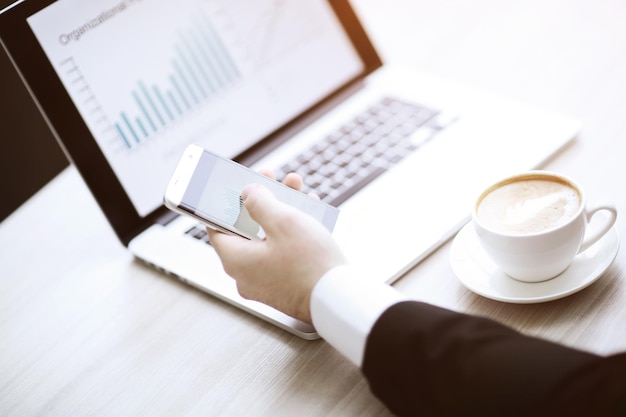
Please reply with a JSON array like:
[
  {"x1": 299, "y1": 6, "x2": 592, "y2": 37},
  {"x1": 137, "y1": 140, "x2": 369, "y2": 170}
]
[
  {"x1": 206, "y1": 227, "x2": 243, "y2": 257},
  {"x1": 207, "y1": 228, "x2": 261, "y2": 273},
  {"x1": 282, "y1": 172, "x2": 303, "y2": 191},
  {"x1": 258, "y1": 168, "x2": 276, "y2": 180}
]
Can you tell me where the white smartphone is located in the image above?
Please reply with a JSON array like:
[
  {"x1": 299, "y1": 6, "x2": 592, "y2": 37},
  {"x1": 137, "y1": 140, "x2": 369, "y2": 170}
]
[{"x1": 164, "y1": 144, "x2": 340, "y2": 240}]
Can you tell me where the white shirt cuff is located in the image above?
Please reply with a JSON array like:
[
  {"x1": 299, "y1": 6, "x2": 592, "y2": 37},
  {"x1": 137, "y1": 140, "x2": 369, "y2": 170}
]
[{"x1": 310, "y1": 264, "x2": 408, "y2": 367}]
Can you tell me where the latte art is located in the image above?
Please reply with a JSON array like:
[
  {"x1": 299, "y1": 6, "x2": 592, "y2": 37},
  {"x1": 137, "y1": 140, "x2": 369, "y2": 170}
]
[{"x1": 477, "y1": 179, "x2": 581, "y2": 234}]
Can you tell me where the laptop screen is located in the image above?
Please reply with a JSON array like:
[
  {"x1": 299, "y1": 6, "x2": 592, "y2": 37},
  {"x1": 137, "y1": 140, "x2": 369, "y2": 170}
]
[
  {"x1": 0, "y1": 0, "x2": 381, "y2": 245},
  {"x1": 25, "y1": 0, "x2": 364, "y2": 217}
]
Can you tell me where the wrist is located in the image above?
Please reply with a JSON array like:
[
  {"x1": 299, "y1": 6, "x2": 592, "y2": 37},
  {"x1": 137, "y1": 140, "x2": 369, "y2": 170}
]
[{"x1": 310, "y1": 265, "x2": 408, "y2": 366}]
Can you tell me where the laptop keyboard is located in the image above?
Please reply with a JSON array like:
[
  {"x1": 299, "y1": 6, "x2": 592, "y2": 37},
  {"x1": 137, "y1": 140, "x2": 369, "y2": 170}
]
[
  {"x1": 185, "y1": 96, "x2": 454, "y2": 244},
  {"x1": 276, "y1": 96, "x2": 454, "y2": 206}
]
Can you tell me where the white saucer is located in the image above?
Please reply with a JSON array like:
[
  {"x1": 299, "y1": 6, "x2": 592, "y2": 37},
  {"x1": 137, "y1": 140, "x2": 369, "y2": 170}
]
[{"x1": 449, "y1": 222, "x2": 620, "y2": 303}]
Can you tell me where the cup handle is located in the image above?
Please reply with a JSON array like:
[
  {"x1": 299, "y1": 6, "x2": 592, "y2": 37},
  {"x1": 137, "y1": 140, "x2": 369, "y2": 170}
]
[{"x1": 578, "y1": 202, "x2": 617, "y2": 253}]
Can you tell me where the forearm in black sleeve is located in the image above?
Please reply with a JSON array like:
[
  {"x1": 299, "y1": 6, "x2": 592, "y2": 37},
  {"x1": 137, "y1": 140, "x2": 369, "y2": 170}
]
[{"x1": 362, "y1": 301, "x2": 626, "y2": 417}]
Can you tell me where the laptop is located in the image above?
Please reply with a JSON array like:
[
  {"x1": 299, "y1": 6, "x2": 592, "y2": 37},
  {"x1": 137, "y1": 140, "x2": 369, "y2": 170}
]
[{"x1": 0, "y1": 0, "x2": 579, "y2": 339}]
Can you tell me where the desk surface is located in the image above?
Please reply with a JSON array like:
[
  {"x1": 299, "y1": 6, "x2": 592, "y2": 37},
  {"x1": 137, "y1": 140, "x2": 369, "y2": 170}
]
[{"x1": 2, "y1": 1, "x2": 626, "y2": 416}]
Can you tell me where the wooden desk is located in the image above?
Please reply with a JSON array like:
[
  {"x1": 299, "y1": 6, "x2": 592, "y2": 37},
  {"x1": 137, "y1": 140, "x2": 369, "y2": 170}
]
[{"x1": 2, "y1": 1, "x2": 626, "y2": 415}]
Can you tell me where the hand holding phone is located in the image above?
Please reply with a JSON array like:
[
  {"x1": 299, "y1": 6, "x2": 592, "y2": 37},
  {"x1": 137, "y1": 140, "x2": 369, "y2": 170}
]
[{"x1": 164, "y1": 144, "x2": 340, "y2": 239}]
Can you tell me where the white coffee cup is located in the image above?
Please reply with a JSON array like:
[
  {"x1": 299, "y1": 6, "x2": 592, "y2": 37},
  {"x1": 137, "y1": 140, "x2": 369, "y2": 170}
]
[{"x1": 472, "y1": 171, "x2": 617, "y2": 282}]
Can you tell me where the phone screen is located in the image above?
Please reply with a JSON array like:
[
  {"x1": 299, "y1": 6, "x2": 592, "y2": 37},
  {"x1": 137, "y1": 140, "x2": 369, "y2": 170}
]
[{"x1": 178, "y1": 150, "x2": 340, "y2": 239}]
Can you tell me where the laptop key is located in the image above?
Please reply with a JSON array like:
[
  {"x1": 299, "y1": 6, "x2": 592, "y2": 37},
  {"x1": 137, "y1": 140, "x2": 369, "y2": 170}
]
[{"x1": 327, "y1": 166, "x2": 387, "y2": 207}]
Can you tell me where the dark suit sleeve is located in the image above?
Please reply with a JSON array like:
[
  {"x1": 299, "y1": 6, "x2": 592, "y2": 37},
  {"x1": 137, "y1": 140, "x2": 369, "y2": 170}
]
[{"x1": 362, "y1": 301, "x2": 626, "y2": 417}]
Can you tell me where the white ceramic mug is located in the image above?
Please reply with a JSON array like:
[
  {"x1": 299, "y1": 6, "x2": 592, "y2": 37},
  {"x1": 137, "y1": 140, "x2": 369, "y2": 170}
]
[{"x1": 472, "y1": 171, "x2": 617, "y2": 282}]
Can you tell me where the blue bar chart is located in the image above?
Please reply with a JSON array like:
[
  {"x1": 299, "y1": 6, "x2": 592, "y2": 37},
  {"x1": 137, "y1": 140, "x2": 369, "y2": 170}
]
[{"x1": 114, "y1": 16, "x2": 240, "y2": 149}]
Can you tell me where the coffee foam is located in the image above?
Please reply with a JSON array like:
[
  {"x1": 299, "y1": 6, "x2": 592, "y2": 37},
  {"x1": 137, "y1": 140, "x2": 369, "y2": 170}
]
[{"x1": 477, "y1": 178, "x2": 581, "y2": 234}]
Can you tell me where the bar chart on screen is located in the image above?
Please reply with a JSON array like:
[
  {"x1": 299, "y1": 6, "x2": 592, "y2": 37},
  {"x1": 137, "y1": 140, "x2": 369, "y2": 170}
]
[
  {"x1": 29, "y1": 0, "x2": 334, "y2": 159},
  {"x1": 112, "y1": 16, "x2": 240, "y2": 150},
  {"x1": 28, "y1": 0, "x2": 356, "y2": 215},
  {"x1": 56, "y1": 12, "x2": 241, "y2": 153}
]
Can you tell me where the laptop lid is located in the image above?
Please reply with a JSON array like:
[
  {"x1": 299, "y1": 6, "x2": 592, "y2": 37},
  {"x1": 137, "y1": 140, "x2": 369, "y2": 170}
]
[{"x1": 0, "y1": 0, "x2": 382, "y2": 246}]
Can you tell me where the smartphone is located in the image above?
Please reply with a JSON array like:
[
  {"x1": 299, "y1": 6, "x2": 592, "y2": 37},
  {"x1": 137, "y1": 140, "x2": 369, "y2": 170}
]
[{"x1": 164, "y1": 144, "x2": 340, "y2": 240}]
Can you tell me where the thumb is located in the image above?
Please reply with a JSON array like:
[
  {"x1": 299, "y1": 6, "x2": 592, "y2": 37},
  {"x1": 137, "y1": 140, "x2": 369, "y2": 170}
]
[{"x1": 241, "y1": 183, "x2": 294, "y2": 232}]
